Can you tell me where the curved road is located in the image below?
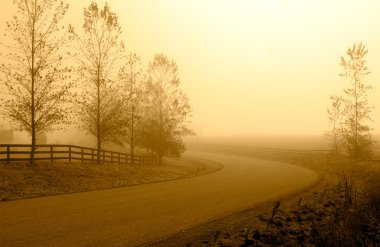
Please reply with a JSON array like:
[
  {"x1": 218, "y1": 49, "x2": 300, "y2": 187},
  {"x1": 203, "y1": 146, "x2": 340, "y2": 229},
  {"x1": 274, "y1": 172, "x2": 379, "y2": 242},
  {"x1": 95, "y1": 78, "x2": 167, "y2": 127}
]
[{"x1": 0, "y1": 151, "x2": 318, "y2": 246}]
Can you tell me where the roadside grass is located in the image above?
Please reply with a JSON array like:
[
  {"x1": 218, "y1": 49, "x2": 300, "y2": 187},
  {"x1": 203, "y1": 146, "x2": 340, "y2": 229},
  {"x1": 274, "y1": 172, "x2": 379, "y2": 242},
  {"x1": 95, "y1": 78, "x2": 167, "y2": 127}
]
[
  {"x1": 184, "y1": 145, "x2": 380, "y2": 246},
  {"x1": 227, "y1": 167, "x2": 380, "y2": 247},
  {"x1": 0, "y1": 157, "x2": 218, "y2": 201}
]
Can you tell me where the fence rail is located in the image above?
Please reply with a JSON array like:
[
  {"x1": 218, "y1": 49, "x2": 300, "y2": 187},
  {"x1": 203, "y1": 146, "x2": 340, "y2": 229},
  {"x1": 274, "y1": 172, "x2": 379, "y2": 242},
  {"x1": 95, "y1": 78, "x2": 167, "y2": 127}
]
[
  {"x1": 0, "y1": 144, "x2": 154, "y2": 165},
  {"x1": 192, "y1": 143, "x2": 380, "y2": 162},
  {"x1": 221, "y1": 145, "x2": 333, "y2": 154},
  {"x1": 196, "y1": 143, "x2": 334, "y2": 155}
]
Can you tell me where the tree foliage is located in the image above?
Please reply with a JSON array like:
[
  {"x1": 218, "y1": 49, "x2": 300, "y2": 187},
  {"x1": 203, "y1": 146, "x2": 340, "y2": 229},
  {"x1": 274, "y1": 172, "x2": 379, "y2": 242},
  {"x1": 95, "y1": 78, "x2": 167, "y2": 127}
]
[
  {"x1": 118, "y1": 53, "x2": 146, "y2": 164},
  {"x1": 70, "y1": 1, "x2": 124, "y2": 163},
  {"x1": 338, "y1": 42, "x2": 373, "y2": 161},
  {"x1": 325, "y1": 96, "x2": 344, "y2": 154},
  {"x1": 0, "y1": 0, "x2": 72, "y2": 163},
  {"x1": 142, "y1": 54, "x2": 194, "y2": 164},
  {"x1": 0, "y1": 2, "x2": 195, "y2": 164}
]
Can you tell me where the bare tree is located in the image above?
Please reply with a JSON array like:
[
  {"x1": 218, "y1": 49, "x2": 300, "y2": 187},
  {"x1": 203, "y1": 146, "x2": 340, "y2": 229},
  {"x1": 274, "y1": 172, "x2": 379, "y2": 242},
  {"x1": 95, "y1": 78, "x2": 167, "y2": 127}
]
[
  {"x1": 69, "y1": 2, "x2": 124, "y2": 163},
  {"x1": 339, "y1": 42, "x2": 373, "y2": 161},
  {"x1": 325, "y1": 96, "x2": 344, "y2": 155},
  {"x1": 142, "y1": 54, "x2": 194, "y2": 164},
  {"x1": 118, "y1": 53, "x2": 146, "y2": 164},
  {"x1": 0, "y1": 0, "x2": 72, "y2": 163}
]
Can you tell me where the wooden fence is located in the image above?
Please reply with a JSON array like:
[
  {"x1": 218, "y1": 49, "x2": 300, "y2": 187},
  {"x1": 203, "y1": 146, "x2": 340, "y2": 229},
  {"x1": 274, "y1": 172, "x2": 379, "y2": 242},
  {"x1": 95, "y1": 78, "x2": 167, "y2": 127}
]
[
  {"x1": 0, "y1": 144, "x2": 154, "y2": 165},
  {"x1": 217, "y1": 144, "x2": 334, "y2": 154},
  {"x1": 191, "y1": 143, "x2": 334, "y2": 155},
  {"x1": 190, "y1": 143, "x2": 380, "y2": 163},
  {"x1": 220, "y1": 145, "x2": 335, "y2": 163}
]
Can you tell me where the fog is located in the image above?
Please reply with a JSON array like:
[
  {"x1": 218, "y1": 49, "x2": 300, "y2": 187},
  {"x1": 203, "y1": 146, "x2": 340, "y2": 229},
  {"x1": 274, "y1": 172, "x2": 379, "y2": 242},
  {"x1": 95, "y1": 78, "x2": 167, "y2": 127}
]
[{"x1": 1, "y1": 0, "x2": 380, "y2": 141}]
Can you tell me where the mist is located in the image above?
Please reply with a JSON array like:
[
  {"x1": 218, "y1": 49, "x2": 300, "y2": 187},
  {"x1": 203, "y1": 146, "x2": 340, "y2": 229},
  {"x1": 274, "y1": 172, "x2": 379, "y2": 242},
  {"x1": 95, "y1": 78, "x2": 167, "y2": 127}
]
[
  {"x1": 2, "y1": 1, "x2": 380, "y2": 246},
  {"x1": 1, "y1": 0, "x2": 380, "y2": 138}
]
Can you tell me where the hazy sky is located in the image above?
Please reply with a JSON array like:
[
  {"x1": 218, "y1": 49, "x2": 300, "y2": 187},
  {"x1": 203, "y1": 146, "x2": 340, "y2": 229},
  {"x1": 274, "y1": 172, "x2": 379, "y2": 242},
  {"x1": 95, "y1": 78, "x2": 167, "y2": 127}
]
[{"x1": 1, "y1": 0, "x2": 380, "y2": 137}]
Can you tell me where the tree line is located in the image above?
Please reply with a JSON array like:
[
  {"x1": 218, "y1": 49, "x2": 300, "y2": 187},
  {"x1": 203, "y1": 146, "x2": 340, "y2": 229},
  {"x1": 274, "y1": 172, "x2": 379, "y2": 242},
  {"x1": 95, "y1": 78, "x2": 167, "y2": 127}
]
[{"x1": 0, "y1": 0, "x2": 193, "y2": 164}]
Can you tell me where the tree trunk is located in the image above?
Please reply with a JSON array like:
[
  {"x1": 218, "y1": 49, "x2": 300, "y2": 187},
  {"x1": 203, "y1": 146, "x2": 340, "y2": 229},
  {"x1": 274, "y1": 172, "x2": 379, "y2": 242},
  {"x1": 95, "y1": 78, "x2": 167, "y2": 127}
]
[
  {"x1": 158, "y1": 153, "x2": 162, "y2": 165},
  {"x1": 96, "y1": 64, "x2": 101, "y2": 164},
  {"x1": 31, "y1": 127, "x2": 36, "y2": 164},
  {"x1": 354, "y1": 73, "x2": 358, "y2": 163},
  {"x1": 130, "y1": 112, "x2": 134, "y2": 165},
  {"x1": 130, "y1": 125, "x2": 134, "y2": 165},
  {"x1": 30, "y1": 8, "x2": 36, "y2": 164},
  {"x1": 130, "y1": 79, "x2": 135, "y2": 165},
  {"x1": 158, "y1": 103, "x2": 163, "y2": 165},
  {"x1": 97, "y1": 136, "x2": 101, "y2": 164},
  {"x1": 131, "y1": 144, "x2": 134, "y2": 165}
]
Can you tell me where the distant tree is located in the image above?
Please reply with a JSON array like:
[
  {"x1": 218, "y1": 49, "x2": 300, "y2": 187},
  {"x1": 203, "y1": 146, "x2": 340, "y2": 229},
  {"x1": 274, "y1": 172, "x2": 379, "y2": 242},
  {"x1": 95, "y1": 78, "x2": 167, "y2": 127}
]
[
  {"x1": 142, "y1": 54, "x2": 194, "y2": 164},
  {"x1": 0, "y1": 0, "x2": 72, "y2": 163},
  {"x1": 325, "y1": 96, "x2": 344, "y2": 155},
  {"x1": 118, "y1": 53, "x2": 146, "y2": 164},
  {"x1": 70, "y1": 2, "x2": 124, "y2": 163},
  {"x1": 339, "y1": 42, "x2": 373, "y2": 161}
]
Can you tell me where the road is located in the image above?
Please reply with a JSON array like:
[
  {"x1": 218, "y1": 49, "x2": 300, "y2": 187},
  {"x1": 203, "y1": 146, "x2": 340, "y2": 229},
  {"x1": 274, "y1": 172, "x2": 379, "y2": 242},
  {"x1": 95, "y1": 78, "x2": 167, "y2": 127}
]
[{"x1": 0, "y1": 151, "x2": 318, "y2": 246}]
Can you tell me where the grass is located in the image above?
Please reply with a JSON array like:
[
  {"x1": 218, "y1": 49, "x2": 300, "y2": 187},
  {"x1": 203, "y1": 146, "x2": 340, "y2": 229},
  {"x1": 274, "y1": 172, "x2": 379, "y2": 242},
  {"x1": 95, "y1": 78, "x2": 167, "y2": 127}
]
[
  {"x1": 181, "y1": 145, "x2": 380, "y2": 246},
  {"x1": 0, "y1": 157, "x2": 217, "y2": 201}
]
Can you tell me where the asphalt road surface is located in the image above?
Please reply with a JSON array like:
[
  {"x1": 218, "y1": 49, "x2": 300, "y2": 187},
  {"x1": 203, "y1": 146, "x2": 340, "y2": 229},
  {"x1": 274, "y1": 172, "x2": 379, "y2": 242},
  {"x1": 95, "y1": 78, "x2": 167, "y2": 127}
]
[{"x1": 0, "y1": 151, "x2": 318, "y2": 246}]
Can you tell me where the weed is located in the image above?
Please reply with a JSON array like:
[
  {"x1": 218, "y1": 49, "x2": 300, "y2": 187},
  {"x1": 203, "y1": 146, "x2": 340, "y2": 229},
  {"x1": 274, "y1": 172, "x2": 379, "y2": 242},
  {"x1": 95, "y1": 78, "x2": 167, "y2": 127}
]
[{"x1": 266, "y1": 200, "x2": 281, "y2": 231}]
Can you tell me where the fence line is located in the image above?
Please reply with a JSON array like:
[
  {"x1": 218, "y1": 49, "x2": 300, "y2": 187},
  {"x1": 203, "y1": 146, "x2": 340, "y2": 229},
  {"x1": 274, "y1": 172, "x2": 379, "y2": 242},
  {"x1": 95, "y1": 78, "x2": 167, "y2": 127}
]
[
  {"x1": 229, "y1": 146, "x2": 333, "y2": 154},
  {"x1": 194, "y1": 143, "x2": 380, "y2": 162},
  {"x1": 199, "y1": 143, "x2": 334, "y2": 155},
  {"x1": 0, "y1": 144, "x2": 154, "y2": 165}
]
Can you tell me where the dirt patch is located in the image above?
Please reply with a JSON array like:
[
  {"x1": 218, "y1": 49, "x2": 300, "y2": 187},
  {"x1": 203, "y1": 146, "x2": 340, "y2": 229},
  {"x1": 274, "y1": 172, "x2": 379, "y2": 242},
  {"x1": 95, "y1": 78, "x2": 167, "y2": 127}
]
[{"x1": 0, "y1": 156, "x2": 222, "y2": 202}]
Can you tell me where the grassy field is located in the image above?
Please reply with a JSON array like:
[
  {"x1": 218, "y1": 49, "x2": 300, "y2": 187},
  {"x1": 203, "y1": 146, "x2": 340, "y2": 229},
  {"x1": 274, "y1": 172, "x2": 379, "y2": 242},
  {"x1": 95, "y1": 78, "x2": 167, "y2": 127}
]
[{"x1": 0, "y1": 157, "x2": 221, "y2": 201}]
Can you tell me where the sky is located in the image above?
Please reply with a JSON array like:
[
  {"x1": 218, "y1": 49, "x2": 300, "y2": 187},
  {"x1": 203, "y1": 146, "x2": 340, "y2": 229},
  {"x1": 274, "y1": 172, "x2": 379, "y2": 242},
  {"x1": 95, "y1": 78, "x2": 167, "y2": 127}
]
[{"x1": 1, "y1": 0, "x2": 380, "y2": 138}]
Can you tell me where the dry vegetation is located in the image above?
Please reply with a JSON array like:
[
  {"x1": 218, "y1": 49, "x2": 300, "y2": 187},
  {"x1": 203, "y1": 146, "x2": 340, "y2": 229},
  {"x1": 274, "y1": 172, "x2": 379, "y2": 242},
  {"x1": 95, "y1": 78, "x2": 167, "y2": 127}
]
[
  {"x1": 205, "y1": 163, "x2": 380, "y2": 247},
  {"x1": 160, "y1": 145, "x2": 380, "y2": 246},
  {"x1": 0, "y1": 157, "x2": 220, "y2": 201}
]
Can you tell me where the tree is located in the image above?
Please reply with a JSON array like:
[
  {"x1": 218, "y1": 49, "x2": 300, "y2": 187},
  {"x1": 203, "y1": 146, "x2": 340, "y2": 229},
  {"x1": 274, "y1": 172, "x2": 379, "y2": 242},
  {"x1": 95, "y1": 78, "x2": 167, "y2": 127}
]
[
  {"x1": 118, "y1": 53, "x2": 146, "y2": 164},
  {"x1": 325, "y1": 96, "x2": 344, "y2": 155},
  {"x1": 142, "y1": 54, "x2": 194, "y2": 164},
  {"x1": 339, "y1": 42, "x2": 373, "y2": 161},
  {"x1": 70, "y1": 2, "x2": 124, "y2": 163},
  {"x1": 0, "y1": 0, "x2": 72, "y2": 163}
]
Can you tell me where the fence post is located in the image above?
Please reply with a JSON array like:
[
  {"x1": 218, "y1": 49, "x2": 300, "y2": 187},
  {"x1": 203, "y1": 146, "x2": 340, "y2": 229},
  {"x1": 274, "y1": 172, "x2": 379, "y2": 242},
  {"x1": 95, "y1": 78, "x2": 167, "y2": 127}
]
[
  {"x1": 118, "y1": 153, "x2": 120, "y2": 165},
  {"x1": 81, "y1": 148, "x2": 84, "y2": 163},
  {"x1": 92, "y1": 149, "x2": 94, "y2": 164},
  {"x1": 111, "y1": 152, "x2": 113, "y2": 164},
  {"x1": 103, "y1": 151, "x2": 105, "y2": 164},
  {"x1": 50, "y1": 145, "x2": 53, "y2": 162},
  {"x1": 126, "y1": 154, "x2": 128, "y2": 165},
  {"x1": 6, "y1": 145, "x2": 10, "y2": 164},
  {"x1": 69, "y1": 146, "x2": 72, "y2": 163}
]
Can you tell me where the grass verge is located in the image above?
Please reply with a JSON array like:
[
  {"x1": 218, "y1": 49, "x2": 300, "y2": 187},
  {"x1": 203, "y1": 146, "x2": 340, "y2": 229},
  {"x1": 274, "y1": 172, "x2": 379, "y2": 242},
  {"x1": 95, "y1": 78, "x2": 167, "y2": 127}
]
[{"x1": 0, "y1": 156, "x2": 221, "y2": 202}]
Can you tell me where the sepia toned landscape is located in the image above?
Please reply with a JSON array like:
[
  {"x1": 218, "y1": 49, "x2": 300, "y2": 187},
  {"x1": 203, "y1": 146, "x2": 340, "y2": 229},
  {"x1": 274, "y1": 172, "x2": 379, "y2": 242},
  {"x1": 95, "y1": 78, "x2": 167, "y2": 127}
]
[{"x1": 1, "y1": 1, "x2": 380, "y2": 246}]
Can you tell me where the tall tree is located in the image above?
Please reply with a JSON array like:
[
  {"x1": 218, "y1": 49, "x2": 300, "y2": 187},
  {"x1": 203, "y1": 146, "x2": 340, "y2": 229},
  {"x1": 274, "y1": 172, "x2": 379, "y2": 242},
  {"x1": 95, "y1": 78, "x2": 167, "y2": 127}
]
[
  {"x1": 0, "y1": 0, "x2": 72, "y2": 163},
  {"x1": 118, "y1": 53, "x2": 145, "y2": 164},
  {"x1": 339, "y1": 42, "x2": 373, "y2": 161},
  {"x1": 142, "y1": 54, "x2": 193, "y2": 164},
  {"x1": 70, "y1": 2, "x2": 124, "y2": 163},
  {"x1": 325, "y1": 95, "x2": 344, "y2": 155}
]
